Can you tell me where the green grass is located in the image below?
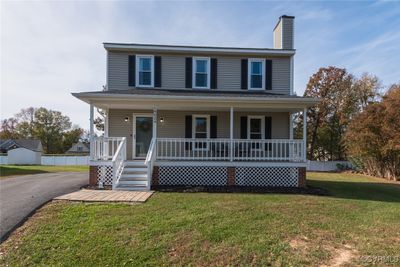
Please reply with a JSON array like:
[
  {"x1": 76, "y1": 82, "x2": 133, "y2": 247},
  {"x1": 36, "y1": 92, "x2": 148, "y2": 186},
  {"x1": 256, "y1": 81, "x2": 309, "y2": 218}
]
[
  {"x1": 0, "y1": 165, "x2": 88, "y2": 178},
  {"x1": 1, "y1": 172, "x2": 399, "y2": 266}
]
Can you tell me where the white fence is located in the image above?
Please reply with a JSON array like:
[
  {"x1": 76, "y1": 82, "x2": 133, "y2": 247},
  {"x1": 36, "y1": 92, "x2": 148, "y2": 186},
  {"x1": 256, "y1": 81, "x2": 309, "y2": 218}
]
[
  {"x1": 0, "y1": 155, "x2": 7, "y2": 165},
  {"x1": 0, "y1": 155, "x2": 89, "y2": 166},
  {"x1": 306, "y1": 160, "x2": 351, "y2": 172},
  {"x1": 41, "y1": 156, "x2": 90, "y2": 165}
]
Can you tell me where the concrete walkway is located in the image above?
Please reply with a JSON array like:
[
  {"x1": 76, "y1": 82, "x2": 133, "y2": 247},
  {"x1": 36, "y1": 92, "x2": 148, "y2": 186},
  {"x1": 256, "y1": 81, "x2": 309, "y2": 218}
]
[
  {"x1": 0, "y1": 172, "x2": 87, "y2": 242},
  {"x1": 55, "y1": 189, "x2": 153, "y2": 203}
]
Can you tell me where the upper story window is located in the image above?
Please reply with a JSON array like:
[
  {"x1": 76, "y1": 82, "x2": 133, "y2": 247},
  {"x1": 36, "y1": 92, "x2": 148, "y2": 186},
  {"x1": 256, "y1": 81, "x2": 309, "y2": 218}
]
[
  {"x1": 136, "y1": 55, "x2": 154, "y2": 87},
  {"x1": 193, "y1": 57, "x2": 210, "y2": 89},
  {"x1": 248, "y1": 59, "x2": 265, "y2": 90}
]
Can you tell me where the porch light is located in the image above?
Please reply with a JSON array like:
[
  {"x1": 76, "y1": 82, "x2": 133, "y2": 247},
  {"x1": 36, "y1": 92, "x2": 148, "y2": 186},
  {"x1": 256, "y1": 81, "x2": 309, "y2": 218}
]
[
  {"x1": 124, "y1": 117, "x2": 129, "y2": 122},
  {"x1": 160, "y1": 117, "x2": 164, "y2": 123}
]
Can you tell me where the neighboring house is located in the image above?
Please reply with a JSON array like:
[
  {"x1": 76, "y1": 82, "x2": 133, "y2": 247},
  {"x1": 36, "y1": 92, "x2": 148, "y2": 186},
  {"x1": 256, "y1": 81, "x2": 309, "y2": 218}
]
[
  {"x1": 0, "y1": 139, "x2": 43, "y2": 165},
  {"x1": 67, "y1": 141, "x2": 90, "y2": 154},
  {"x1": 73, "y1": 15, "x2": 319, "y2": 191}
]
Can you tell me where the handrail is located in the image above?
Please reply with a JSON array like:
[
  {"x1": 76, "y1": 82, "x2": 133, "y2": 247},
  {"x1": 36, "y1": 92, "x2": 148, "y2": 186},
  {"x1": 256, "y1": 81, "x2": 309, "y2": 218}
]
[
  {"x1": 111, "y1": 137, "x2": 126, "y2": 189},
  {"x1": 145, "y1": 138, "x2": 156, "y2": 190}
]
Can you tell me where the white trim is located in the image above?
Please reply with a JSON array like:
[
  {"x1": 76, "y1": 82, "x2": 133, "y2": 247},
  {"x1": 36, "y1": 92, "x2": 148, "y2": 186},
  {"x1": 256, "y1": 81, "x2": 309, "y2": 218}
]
[
  {"x1": 192, "y1": 57, "x2": 211, "y2": 89},
  {"x1": 104, "y1": 43, "x2": 295, "y2": 56},
  {"x1": 132, "y1": 113, "x2": 153, "y2": 159},
  {"x1": 104, "y1": 109, "x2": 109, "y2": 137},
  {"x1": 248, "y1": 58, "x2": 265, "y2": 90},
  {"x1": 192, "y1": 114, "x2": 210, "y2": 151},
  {"x1": 289, "y1": 113, "x2": 294, "y2": 140},
  {"x1": 155, "y1": 161, "x2": 306, "y2": 168},
  {"x1": 74, "y1": 92, "x2": 320, "y2": 106},
  {"x1": 135, "y1": 55, "x2": 154, "y2": 88},
  {"x1": 247, "y1": 116, "x2": 265, "y2": 140}
]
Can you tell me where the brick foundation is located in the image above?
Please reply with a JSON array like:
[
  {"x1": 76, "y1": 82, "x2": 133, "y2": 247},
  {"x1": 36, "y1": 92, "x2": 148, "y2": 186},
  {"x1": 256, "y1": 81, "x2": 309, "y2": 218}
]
[
  {"x1": 152, "y1": 166, "x2": 160, "y2": 186},
  {"x1": 298, "y1": 167, "x2": 306, "y2": 187},
  {"x1": 227, "y1": 167, "x2": 236, "y2": 186},
  {"x1": 89, "y1": 166, "x2": 98, "y2": 186}
]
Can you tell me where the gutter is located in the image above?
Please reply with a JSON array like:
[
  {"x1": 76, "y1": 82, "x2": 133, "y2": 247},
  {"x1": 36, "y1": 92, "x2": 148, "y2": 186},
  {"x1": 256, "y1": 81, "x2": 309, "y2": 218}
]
[
  {"x1": 103, "y1": 43, "x2": 295, "y2": 56},
  {"x1": 72, "y1": 92, "x2": 320, "y2": 105}
]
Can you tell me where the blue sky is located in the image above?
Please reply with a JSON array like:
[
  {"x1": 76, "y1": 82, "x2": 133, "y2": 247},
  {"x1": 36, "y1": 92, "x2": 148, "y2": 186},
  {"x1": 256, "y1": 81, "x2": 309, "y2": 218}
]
[{"x1": 1, "y1": 1, "x2": 399, "y2": 130}]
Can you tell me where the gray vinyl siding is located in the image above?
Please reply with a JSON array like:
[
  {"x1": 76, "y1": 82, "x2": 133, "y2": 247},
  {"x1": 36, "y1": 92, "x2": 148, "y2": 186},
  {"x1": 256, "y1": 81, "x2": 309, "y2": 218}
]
[
  {"x1": 108, "y1": 109, "x2": 289, "y2": 159},
  {"x1": 107, "y1": 52, "x2": 291, "y2": 94},
  {"x1": 282, "y1": 19, "x2": 294, "y2": 50},
  {"x1": 107, "y1": 52, "x2": 129, "y2": 91}
]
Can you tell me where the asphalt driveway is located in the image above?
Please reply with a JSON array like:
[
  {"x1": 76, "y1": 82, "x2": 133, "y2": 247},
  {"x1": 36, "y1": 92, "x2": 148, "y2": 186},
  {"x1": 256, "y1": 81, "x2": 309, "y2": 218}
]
[{"x1": 0, "y1": 172, "x2": 87, "y2": 241}]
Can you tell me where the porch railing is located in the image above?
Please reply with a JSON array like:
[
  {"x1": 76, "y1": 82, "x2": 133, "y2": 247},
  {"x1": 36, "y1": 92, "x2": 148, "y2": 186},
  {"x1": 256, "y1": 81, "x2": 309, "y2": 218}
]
[
  {"x1": 111, "y1": 137, "x2": 126, "y2": 189},
  {"x1": 156, "y1": 138, "x2": 304, "y2": 162},
  {"x1": 144, "y1": 138, "x2": 156, "y2": 190},
  {"x1": 91, "y1": 137, "x2": 126, "y2": 161}
]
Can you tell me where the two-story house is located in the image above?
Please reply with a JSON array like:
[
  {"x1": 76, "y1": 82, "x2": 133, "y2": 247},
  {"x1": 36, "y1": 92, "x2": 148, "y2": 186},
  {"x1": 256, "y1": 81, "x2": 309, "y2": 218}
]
[{"x1": 73, "y1": 15, "x2": 319, "y2": 191}]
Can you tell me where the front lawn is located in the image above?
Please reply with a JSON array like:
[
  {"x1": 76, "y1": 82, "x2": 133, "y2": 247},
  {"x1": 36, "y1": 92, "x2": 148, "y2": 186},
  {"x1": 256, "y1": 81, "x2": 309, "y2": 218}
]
[
  {"x1": 1, "y1": 172, "x2": 399, "y2": 266},
  {"x1": 0, "y1": 165, "x2": 88, "y2": 178}
]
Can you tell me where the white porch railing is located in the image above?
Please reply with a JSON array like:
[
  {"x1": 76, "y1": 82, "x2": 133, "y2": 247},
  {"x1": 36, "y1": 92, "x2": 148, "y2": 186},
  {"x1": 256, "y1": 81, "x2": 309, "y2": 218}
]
[
  {"x1": 111, "y1": 137, "x2": 126, "y2": 189},
  {"x1": 91, "y1": 137, "x2": 125, "y2": 161},
  {"x1": 144, "y1": 138, "x2": 156, "y2": 190},
  {"x1": 156, "y1": 138, "x2": 305, "y2": 162}
]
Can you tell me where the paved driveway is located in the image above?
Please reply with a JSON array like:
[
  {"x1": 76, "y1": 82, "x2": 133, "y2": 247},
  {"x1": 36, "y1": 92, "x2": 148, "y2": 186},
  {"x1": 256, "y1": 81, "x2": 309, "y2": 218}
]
[{"x1": 0, "y1": 172, "x2": 87, "y2": 241}]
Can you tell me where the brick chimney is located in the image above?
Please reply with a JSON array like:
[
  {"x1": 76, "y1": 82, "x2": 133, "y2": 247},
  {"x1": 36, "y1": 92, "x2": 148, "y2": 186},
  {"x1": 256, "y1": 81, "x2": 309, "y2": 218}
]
[{"x1": 273, "y1": 15, "x2": 295, "y2": 49}]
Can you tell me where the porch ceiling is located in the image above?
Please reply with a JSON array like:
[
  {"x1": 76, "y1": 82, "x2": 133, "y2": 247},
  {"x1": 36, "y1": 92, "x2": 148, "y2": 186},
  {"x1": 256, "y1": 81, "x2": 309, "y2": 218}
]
[{"x1": 72, "y1": 90, "x2": 319, "y2": 112}]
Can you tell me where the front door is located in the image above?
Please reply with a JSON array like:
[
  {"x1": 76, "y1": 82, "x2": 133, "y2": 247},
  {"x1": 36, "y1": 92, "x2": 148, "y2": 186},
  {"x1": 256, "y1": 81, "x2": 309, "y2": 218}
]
[{"x1": 133, "y1": 114, "x2": 153, "y2": 159}]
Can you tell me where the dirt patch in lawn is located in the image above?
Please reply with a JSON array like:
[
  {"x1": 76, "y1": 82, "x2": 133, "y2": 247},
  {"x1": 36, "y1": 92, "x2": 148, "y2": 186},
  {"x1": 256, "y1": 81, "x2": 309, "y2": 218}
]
[
  {"x1": 289, "y1": 235, "x2": 358, "y2": 266},
  {"x1": 320, "y1": 244, "x2": 358, "y2": 267}
]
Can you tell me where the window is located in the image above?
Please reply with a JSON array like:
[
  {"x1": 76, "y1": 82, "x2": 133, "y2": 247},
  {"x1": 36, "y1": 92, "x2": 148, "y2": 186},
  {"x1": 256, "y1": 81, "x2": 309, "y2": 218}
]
[
  {"x1": 136, "y1": 55, "x2": 154, "y2": 87},
  {"x1": 248, "y1": 59, "x2": 265, "y2": 90},
  {"x1": 192, "y1": 115, "x2": 210, "y2": 150},
  {"x1": 248, "y1": 116, "x2": 264, "y2": 139},
  {"x1": 193, "y1": 57, "x2": 210, "y2": 88},
  {"x1": 77, "y1": 146, "x2": 83, "y2": 152}
]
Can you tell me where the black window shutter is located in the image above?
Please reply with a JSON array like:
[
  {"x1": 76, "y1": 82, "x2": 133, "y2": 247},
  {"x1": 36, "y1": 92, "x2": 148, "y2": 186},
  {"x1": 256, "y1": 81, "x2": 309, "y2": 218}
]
[
  {"x1": 265, "y1": 116, "x2": 272, "y2": 139},
  {"x1": 210, "y1": 58, "x2": 217, "y2": 89},
  {"x1": 128, "y1": 55, "x2": 136, "y2": 87},
  {"x1": 185, "y1": 57, "x2": 192, "y2": 88},
  {"x1": 241, "y1": 59, "x2": 248, "y2": 90},
  {"x1": 155, "y1": 56, "x2": 161, "y2": 87},
  {"x1": 185, "y1": 115, "x2": 192, "y2": 150},
  {"x1": 240, "y1": 116, "x2": 247, "y2": 139},
  {"x1": 265, "y1": 59, "x2": 272, "y2": 90},
  {"x1": 210, "y1": 116, "x2": 217, "y2": 138}
]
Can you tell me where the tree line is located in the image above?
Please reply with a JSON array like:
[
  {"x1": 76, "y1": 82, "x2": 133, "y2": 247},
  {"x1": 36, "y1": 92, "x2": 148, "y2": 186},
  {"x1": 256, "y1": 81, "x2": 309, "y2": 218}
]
[
  {"x1": 297, "y1": 66, "x2": 399, "y2": 180},
  {"x1": 0, "y1": 107, "x2": 85, "y2": 154}
]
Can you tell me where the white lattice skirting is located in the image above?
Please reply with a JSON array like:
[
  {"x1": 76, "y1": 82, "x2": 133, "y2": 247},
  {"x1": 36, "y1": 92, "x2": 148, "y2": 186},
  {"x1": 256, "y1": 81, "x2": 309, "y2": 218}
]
[
  {"x1": 157, "y1": 166, "x2": 300, "y2": 187},
  {"x1": 97, "y1": 166, "x2": 113, "y2": 185},
  {"x1": 159, "y1": 166, "x2": 228, "y2": 186},
  {"x1": 236, "y1": 167, "x2": 299, "y2": 187}
]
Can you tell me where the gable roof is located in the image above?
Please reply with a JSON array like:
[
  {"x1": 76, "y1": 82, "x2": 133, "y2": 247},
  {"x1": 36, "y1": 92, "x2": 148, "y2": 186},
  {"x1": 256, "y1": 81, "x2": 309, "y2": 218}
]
[{"x1": 0, "y1": 139, "x2": 43, "y2": 153}]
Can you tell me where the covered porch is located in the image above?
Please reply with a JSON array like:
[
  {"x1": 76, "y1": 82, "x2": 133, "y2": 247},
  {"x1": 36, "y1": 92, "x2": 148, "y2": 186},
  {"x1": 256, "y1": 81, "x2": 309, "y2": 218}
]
[{"x1": 73, "y1": 90, "x2": 317, "y2": 190}]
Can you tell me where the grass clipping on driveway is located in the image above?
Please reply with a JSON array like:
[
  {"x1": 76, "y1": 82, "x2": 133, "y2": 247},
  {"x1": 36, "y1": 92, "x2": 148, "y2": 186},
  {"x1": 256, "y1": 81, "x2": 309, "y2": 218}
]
[{"x1": 1, "y1": 172, "x2": 400, "y2": 266}]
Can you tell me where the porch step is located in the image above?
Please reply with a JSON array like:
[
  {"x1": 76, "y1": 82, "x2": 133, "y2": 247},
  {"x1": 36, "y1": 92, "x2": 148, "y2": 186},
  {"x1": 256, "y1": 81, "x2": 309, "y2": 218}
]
[
  {"x1": 118, "y1": 180, "x2": 148, "y2": 186},
  {"x1": 123, "y1": 167, "x2": 147, "y2": 173},
  {"x1": 120, "y1": 174, "x2": 147, "y2": 181},
  {"x1": 115, "y1": 160, "x2": 149, "y2": 191}
]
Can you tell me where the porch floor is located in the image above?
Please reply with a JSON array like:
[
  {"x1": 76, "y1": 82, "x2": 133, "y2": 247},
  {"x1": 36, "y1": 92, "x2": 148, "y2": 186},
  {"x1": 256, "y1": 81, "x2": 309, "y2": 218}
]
[{"x1": 55, "y1": 189, "x2": 154, "y2": 203}]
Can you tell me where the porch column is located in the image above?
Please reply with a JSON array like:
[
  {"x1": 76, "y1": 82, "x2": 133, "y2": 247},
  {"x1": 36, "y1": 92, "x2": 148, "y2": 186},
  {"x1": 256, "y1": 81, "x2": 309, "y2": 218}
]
[
  {"x1": 303, "y1": 107, "x2": 307, "y2": 162},
  {"x1": 230, "y1": 107, "x2": 234, "y2": 162},
  {"x1": 289, "y1": 113, "x2": 294, "y2": 140},
  {"x1": 89, "y1": 104, "x2": 94, "y2": 159},
  {"x1": 104, "y1": 109, "x2": 109, "y2": 137},
  {"x1": 153, "y1": 107, "x2": 157, "y2": 140}
]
